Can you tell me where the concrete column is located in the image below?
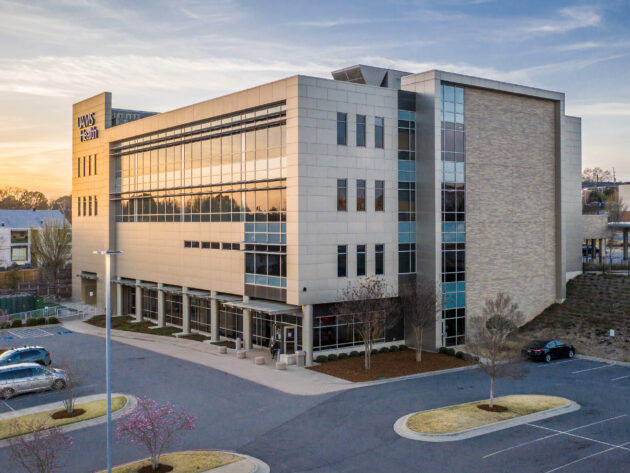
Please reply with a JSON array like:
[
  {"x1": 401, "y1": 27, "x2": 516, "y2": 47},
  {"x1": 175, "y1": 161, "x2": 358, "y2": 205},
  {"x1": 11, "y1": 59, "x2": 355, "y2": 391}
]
[
  {"x1": 624, "y1": 229, "x2": 629, "y2": 261},
  {"x1": 242, "y1": 295, "x2": 251, "y2": 350},
  {"x1": 302, "y1": 304, "x2": 313, "y2": 367},
  {"x1": 157, "y1": 283, "x2": 165, "y2": 328},
  {"x1": 135, "y1": 280, "x2": 143, "y2": 322},
  {"x1": 599, "y1": 239, "x2": 604, "y2": 265},
  {"x1": 182, "y1": 287, "x2": 190, "y2": 334},
  {"x1": 210, "y1": 291, "x2": 219, "y2": 342},
  {"x1": 116, "y1": 283, "x2": 123, "y2": 317}
]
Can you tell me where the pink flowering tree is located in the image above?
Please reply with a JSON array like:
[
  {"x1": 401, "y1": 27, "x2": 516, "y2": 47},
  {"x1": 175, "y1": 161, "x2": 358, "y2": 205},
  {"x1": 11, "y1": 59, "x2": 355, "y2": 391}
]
[
  {"x1": 116, "y1": 398, "x2": 196, "y2": 471},
  {"x1": 8, "y1": 421, "x2": 73, "y2": 473}
]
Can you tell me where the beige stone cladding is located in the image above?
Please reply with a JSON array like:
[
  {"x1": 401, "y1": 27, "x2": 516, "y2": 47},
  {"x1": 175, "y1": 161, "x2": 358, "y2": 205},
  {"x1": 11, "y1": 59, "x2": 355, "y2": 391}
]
[
  {"x1": 73, "y1": 78, "x2": 297, "y2": 308},
  {"x1": 292, "y1": 76, "x2": 399, "y2": 306},
  {"x1": 582, "y1": 214, "x2": 608, "y2": 239},
  {"x1": 72, "y1": 93, "x2": 112, "y2": 308},
  {"x1": 465, "y1": 87, "x2": 557, "y2": 323}
]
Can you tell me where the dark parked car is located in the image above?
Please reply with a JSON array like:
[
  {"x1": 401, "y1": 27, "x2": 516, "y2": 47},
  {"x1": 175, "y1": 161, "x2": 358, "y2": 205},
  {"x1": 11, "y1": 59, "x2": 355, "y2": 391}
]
[
  {"x1": 0, "y1": 346, "x2": 52, "y2": 367},
  {"x1": 525, "y1": 340, "x2": 575, "y2": 362}
]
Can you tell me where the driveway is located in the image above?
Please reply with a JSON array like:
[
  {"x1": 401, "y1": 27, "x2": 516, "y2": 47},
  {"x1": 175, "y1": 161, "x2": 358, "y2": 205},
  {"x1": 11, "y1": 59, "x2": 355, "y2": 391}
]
[{"x1": 1, "y1": 329, "x2": 629, "y2": 472}]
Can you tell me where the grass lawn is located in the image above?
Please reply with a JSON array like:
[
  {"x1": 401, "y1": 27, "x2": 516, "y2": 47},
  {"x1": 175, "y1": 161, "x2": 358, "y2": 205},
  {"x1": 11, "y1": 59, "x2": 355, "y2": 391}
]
[
  {"x1": 99, "y1": 451, "x2": 240, "y2": 473},
  {"x1": 0, "y1": 396, "x2": 127, "y2": 439},
  {"x1": 406, "y1": 395, "x2": 570, "y2": 434},
  {"x1": 308, "y1": 349, "x2": 471, "y2": 382}
]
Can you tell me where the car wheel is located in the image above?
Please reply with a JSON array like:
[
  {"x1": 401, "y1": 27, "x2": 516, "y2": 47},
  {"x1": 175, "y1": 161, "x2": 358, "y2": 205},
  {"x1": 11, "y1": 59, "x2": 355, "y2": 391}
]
[
  {"x1": 52, "y1": 380, "x2": 65, "y2": 391},
  {"x1": 568, "y1": 350, "x2": 574, "y2": 359},
  {"x1": 545, "y1": 353, "x2": 551, "y2": 363},
  {"x1": 1, "y1": 387, "x2": 15, "y2": 400}
]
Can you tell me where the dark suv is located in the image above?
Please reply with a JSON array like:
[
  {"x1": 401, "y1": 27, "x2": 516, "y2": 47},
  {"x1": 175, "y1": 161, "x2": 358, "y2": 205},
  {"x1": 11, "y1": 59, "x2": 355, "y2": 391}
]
[{"x1": 0, "y1": 346, "x2": 52, "y2": 367}]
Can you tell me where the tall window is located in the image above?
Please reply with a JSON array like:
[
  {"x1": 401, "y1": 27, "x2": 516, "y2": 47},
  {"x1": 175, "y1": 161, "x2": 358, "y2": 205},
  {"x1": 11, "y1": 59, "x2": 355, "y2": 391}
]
[
  {"x1": 356, "y1": 179, "x2": 366, "y2": 211},
  {"x1": 94, "y1": 196, "x2": 98, "y2": 216},
  {"x1": 375, "y1": 117, "x2": 384, "y2": 148},
  {"x1": 337, "y1": 179, "x2": 347, "y2": 211},
  {"x1": 77, "y1": 197, "x2": 81, "y2": 216},
  {"x1": 88, "y1": 196, "x2": 92, "y2": 216},
  {"x1": 88, "y1": 155, "x2": 92, "y2": 176},
  {"x1": 82, "y1": 156, "x2": 86, "y2": 177},
  {"x1": 337, "y1": 245, "x2": 347, "y2": 277},
  {"x1": 375, "y1": 180, "x2": 384, "y2": 211},
  {"x1": 77, "y1": 158, "x2": 80, "y2": 177},
  {"x1": 375, "y1": 244, "x2": 384, "y2": 275},
  {"x1": 82, "y1": 197, "x2": 86, "y2": 216},
  {"x1": 337, "y1": 112, "x2": 347, "y2": 145},
  {"x1": 356, "y1": 114, "x2": 366, "y2": 147},
  {"x1": 94, "y1": 155, "x2": 97, "y2": 175},
  {"x1": 357, "y1": 245, "x2": 366, "y2": 276}
]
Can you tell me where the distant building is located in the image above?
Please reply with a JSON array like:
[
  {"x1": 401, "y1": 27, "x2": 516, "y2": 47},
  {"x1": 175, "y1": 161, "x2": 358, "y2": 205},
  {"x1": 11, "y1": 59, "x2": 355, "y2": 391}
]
[{"x1": 0, "y1": 210, "x2": 68, "y2": 269}]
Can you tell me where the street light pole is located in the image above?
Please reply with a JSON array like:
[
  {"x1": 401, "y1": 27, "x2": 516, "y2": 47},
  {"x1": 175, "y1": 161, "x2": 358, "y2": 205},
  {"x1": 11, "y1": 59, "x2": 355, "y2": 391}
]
[{"x1": 93, "y1": 250, "x2": 123, "y2": 473}]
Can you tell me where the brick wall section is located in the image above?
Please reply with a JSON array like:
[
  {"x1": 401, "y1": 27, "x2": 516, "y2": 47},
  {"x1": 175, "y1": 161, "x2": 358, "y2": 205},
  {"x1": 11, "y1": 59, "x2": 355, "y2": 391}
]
[{"x1": 465, "y1": 87, "x2": 557, "y2": 323}]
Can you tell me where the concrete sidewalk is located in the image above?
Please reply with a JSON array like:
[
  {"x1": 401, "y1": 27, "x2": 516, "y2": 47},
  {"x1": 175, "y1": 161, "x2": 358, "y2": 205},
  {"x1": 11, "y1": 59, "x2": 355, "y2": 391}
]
[{"x1": 62, "y1": 320, "x2": 354, "y2": 396}]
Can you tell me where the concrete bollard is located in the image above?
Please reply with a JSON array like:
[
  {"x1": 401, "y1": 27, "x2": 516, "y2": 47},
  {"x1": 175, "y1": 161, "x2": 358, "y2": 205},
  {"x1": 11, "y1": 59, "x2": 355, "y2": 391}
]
[
  {"x1": 275, "y1": 362, "x2": 287, "y2": 370},
  {"x1": 236, "y1": 350, "x2": 247, "y2": 359},
  {"x1": 295, "y1": 350, "x2": 306, "y2": 368},
  {"x1": 255, "y1": 356, "x2": 265, "y2": 365},
  {"x1": 218, "y1": 346, "x2": 227, "y2": 354}
]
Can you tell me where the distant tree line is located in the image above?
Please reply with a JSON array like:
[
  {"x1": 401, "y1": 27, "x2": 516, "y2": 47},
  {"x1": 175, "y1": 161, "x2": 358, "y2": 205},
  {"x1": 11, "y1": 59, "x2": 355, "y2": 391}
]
[{"x1": 0, "y1": 187, "x2": 71, "y2": 222}]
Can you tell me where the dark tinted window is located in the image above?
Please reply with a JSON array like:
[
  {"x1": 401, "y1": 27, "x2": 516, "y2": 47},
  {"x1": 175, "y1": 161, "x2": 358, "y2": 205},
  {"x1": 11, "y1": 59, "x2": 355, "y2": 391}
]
[
  {"x1": 0, "y1": 372, "x2": 9, "y2": 381},
  {"x1": 337, "y1": 179, "x2": 347, "y2": 211},
  {"x1": 10, "y1": 368, "x2": 32, "y2": 379},
  {"x1": 375, "y1": 117, "x2": 384, "y2": 149},
  {"x1": 375, "y1": 244, "x2": 384, "y2": 275},
  {"x1": 337, "y1": 245, "x2": 347, "y2": 277},
  {"x1": 357, "y1": 245, "x2": 366, "y2": 276},
  {"x1": 19, "y1": 350, "x2": 36, "y2": 360},
  {"x1": 337, "y1": 113, "x2": 347, "y2": 145},
  {"x1": 357, "y1": 180, "x2": 366, "y2": 211},
  {"x1": 356, "y1": 115, "x2": 366, "y2": 147},
  {"x1": 375, "y1": 180, "x2": 384, "y2": 211}
]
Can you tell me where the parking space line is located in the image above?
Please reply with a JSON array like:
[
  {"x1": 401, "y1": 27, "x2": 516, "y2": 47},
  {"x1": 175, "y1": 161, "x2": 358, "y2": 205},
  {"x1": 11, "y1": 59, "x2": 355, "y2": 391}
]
[
  {"x1": 2, "y1": 401, "x2": 14, "y2": 411},
  {"x1": 527, "y1": 423, "x2": 630, "y2": 452},
  {"x1": 482, "y1": 415, "x2": 628, "y2": 459},
  {"x1": 544, "y1": 445, "x2": 620, "y2": 473},
  {"x1": 571, "y1": 364, "x2": 615, "y2": 374},
  {"x1": 612, "y1": 374, "x2": 630, "y2": 381},
  {"x1": 537, "y1": 359, "x2": 576, "y2": 368}
]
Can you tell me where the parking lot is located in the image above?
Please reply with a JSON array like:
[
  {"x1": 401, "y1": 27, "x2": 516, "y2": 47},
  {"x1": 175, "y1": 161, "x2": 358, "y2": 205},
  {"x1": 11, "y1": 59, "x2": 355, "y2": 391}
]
[{"x1": 1, "y1": 326, "x2": 629, "y2": 472}]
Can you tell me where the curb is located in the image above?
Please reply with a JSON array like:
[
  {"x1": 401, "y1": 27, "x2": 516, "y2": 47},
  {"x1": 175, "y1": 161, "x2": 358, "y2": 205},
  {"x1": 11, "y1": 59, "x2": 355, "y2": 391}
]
[
  {"x1": 91, "y1": 451, "x2": 269, "y2": 473},
  {"x1": 0, "y1": 392, "x2": 137, "y2": 448},
  {"x1": 352, "y1": 363, "x2": 480, "y2": 388},
  {"x1": 575, "y1": 354, "x2": 630, "y2": 367},
  {"x1": 393, "y1": 399, "x2": 580, "y2": 442}
]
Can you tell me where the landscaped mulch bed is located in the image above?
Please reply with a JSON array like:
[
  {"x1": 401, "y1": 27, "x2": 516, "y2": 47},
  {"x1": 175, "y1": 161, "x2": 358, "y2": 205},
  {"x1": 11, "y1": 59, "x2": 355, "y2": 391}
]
[
  {"x1": 308, "y1": 349, "x2": 471, "y2": 382},
  {"x1": 86, "y1": 316, "x2": 179, "y2": 337}
]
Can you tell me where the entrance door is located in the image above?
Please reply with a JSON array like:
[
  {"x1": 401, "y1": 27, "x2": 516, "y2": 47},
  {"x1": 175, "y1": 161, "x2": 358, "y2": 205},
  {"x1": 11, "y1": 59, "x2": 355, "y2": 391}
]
[{"x1": 283, "y1": 325, "x2": 297, "y2": 355}]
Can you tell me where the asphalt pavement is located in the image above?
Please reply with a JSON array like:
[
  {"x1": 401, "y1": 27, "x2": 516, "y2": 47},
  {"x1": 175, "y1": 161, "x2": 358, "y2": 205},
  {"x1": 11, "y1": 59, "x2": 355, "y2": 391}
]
[{"x1": 1, "y1": 328, "x2": 629, "y2": 473}]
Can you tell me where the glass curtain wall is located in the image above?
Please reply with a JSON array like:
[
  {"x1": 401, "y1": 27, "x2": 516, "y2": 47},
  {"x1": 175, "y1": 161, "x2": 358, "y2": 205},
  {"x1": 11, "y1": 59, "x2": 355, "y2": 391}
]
[
  {"x1": 440, "y1": 84, "x2": 466, "y2": 346},
  {"x1": 397, "y1": 91, "x2": 416, "y2": 274},
  {"x1": 142, "y1": 288, "x2": 158, "y2": 321},
  {"x1": 164, "y1": 292, "x2": 183, "y2": 327},
  {"x1": 190, "y1": 297, "x2": 211, "y2": 333},
  {"x1": 218, "y1": 302, "x2": 243, "y2": 340},
  {"x1": 313, "y1": 313, "x2": 404, "y2": 351}
]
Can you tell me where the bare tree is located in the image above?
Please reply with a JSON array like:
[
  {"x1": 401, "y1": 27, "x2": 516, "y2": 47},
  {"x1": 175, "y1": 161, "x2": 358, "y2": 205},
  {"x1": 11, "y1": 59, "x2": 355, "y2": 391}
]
[
  {"x1": 30, "y1": 219, "x2": 71, "y2": 285},
  {"x1": 54, "y1": 360, "x2": 84, "y2": 414},
  {"x1": 7, "y1": 421, "x2": 73, "y2": 473},
  {"x1": 582, "y1": 167, "x2": 612, "y2": 184},
  {"x1": 467, "y1": 293, "x2": 525, "y2": 409},
  {"x1": 400, "y1": 278, "x2": 439, "y2": 362},
  {"x1": 335, "y1": 276, "x2": 398, "y2": 370}
]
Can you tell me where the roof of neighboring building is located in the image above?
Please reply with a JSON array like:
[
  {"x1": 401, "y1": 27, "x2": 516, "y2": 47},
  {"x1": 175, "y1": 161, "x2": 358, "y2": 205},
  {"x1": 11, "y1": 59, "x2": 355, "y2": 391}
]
[{"x1": 0, "y1": 210, "x2": 68, "y2": 229}]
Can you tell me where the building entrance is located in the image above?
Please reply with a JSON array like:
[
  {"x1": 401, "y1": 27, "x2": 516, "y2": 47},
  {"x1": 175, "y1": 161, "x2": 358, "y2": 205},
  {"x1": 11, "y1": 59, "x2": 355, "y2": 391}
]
[{"x1": 252, "y1": 311, "x2": 302, "y2": 354}]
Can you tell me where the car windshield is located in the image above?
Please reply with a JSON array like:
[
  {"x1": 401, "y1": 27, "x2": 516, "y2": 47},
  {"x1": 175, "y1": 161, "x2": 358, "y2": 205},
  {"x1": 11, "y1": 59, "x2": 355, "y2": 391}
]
[
  {"x1": 529, "y1": 340, "x2": 548, "y2": 349},
  {"x1": 0, "y1": 352, "x2": 12, "y2": 360}
]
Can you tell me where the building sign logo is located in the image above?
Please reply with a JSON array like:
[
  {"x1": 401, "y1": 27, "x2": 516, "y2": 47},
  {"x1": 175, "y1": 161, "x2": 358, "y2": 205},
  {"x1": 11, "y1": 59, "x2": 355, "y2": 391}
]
[{"x1": 77, "y1": 113, "x2": 98, "y2": 142}]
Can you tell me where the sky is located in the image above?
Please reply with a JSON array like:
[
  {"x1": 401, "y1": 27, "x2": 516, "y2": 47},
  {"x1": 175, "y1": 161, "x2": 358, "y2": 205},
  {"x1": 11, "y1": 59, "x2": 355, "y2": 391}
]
[{"x1": 0, "y1": 0, "x2": 629, "y2": 198}]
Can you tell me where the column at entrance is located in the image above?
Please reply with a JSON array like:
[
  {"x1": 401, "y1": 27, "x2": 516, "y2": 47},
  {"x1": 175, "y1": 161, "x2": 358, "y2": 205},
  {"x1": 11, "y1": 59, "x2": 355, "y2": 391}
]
[
  {"x1": 116, "y1": 283, "x2": 123, "y2": 317},
  {"x1": 157, "y1": 283, "x2": 165, "y2": 328},
  {"x1": 182, "y1": 287, "x2": 191, "y2": 335},
  {"x1": 135, "y1": 280, "x2": 143, "y2": 322},
  {"x1": 599, "y1": 239, "x2": 604, "y2": 265},
  {"x1": 302, "y1": 304, "x2": 313, "y2": 366},
  {"x1": 210, "y1": 291, "x2": 219, "y2": 342},
  {"x1": 242, "y1": 296, "x2": 251, "y2": 350}
]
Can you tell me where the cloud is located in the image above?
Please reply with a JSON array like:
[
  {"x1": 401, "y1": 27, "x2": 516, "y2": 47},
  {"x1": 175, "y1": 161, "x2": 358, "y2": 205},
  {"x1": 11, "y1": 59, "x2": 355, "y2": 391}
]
[
  {"x1": 557, "y1": 40, "x2": 630, "y2": 51},
  {"x1": 568, "y1": 102, "x2": 630, "y2": 117},
  {"x1": 525, "y1": 6, "x2": 601, "y2": 34}
]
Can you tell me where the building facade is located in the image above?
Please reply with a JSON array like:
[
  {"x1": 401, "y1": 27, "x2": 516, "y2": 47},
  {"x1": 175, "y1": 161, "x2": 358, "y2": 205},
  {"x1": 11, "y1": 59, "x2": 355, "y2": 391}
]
[
  {"x1": 72, "y1": 65, "x2": 582, "y2": 365},
  {"x1": 0, "y1": 210, "x2": 68, "y2": 270}
]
